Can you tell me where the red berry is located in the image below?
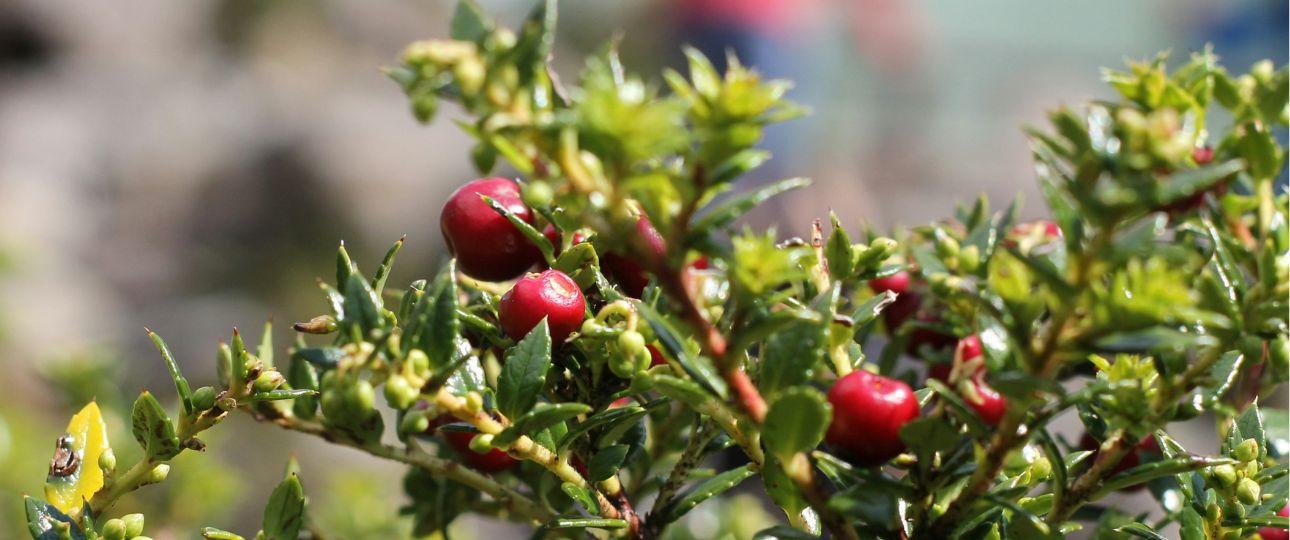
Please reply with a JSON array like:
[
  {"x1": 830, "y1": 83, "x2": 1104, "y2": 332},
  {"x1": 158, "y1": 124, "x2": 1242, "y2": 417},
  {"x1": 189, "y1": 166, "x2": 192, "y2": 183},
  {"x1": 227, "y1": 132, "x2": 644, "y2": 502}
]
[
  {"x1": 647, "y1": 344, "x2": 667, "y2": 367},
  {"x1": 869, "y1": 271, "x2": 911, "y2": 295},
  {"x1": 826, "y1": 370, "x2": 920, "y2": 466},
  {"x1": 1193, "y1": 146, "x2": 1215, "y2": 165},
  {"x1": 965, "y1": 378, "x2": 1007, "y2": 426},
  {"x1": 440, "y1": 177, "x2": 542, "y2": 281},
  {"x1": 1079, "y1": 433, "x2": 1161, "y2": 488},
  {"x1": 956, "y1": 335, "x2": 983, "y2": 362},
  {"x1": 498, "y1": 269, "x2": 586, "y2": 343},
  {"x1": 543, "y1": 224, "x2": 588, "y2": 255},
  {"x1": 603, "y1": 215, "x2": 666, "y2": 297},
  {"x1": 443, "y1": 428, "x2": 518, "y2": 473},
  {"x1": 1258, "y1": 505, "x2": 1289, "y2": 540},
  {"x1": 689, "y1": 256, "x2": 711, "y2": 270}
]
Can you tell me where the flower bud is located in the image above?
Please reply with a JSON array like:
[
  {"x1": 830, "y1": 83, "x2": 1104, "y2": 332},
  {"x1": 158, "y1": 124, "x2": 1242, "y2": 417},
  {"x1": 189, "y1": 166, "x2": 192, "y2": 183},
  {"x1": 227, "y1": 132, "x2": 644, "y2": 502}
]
[
  {"x1": 147, "y1": 464, "x2": 170, "y2": 485},
  {"x1": 1030, "y1": 456, "x2": 1052, "y2": 481},
  {"x1": 383, "y1": 374, "x2": 419, "y2": 410},
  {"x1": 465, "y1": 392, "x2": 484, "y2": 414},
  {"x1": 1212, "y1": 464, "x2": 1238, "y2": 487},
  {"x1": 401, "y1": 410, "x2": 431, "y2": 434},
  {"x1": 618, "y1": 330, "x2": 646, "y2": 355},
  {"x1": 216, "y1": 396, "x2": 238, "y2": 412},
  {"x1": 292, "y1": 315, "x2": 337, "y2": 335},
  {"x1": 1235, "y1": 438, "x2": 1259, "y2": 462},
  {"x1": 453, "y1": 55, "x2": 486, "y2": 96},
  {"x1": 470, "y1": 434, "x2": 495, "y2": 454},
  {"x1": 122, "y1": 513, "x2": 145, "y2": 537},
  {"x1": 254, "y1": 371, "x2": 285, "y2": 393},
  {"x1": 190, "y1": 386, "x2": 217, "y2": 411},
  {"x1": 102, "y1": 518, "x2": 126, "y2": 540},
  {"x1": 1205, "y1": 501, "x2": 1222, "y2": 522},
  {"x1": 98, "y1": 447, "x2": 117, "y2": 473},
  {"x1": 406, "y1": 349, "x2": 431, "y2": 378},
  {"x1": 348, "y1": 379, "x2": 376, "y2": 412},
  {"x1": 1237, "y1": 478, "x2": 1261, "y2": 505},
  {"x1": 934, "y1": 233, "x2": 960, "y2": 261}
]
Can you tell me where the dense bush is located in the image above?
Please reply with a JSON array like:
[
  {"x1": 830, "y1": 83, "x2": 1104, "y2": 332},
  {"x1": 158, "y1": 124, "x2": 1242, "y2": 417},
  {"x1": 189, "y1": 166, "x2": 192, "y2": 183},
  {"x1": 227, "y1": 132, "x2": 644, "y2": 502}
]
[{"x1": 25, "y1": 1, "x2": 1288, "y2": 539}]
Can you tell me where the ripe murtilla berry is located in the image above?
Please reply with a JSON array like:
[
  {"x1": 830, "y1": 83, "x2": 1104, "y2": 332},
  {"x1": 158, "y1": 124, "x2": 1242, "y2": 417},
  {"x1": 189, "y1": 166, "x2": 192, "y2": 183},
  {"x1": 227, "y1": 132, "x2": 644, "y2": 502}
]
[
  {"x1": 1258, "y1": 505, "x2": 1289, "y2": 540},
  {"x1": 440, "y1": 177, "x2": 542, "y2": 281},
  {"x1": 1079, "y1": 433, "x2": 1161, "y2": 490},
  {"x1": 602, "y1": 214, "x2": 667, "y2": 298},
  {"x1": 826, "y1": 370, "x2": 920, "y2": 466},
  {"x1": 498, "y1": 269, "x2": 586, "y2": 343},
  {"x1": 542, "y1": 224, "x2": 588, "y2": 256}
]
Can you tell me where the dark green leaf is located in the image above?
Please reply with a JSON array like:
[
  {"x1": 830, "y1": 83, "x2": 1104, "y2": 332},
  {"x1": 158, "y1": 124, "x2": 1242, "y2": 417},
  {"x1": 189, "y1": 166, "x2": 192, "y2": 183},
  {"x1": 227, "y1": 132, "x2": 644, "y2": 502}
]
[
  {"x1": 825, "y1": 214, "x2": 854, "y2": 279},
  {"x1": 753, "y1": 525, "x2": 820, "y2": 539},
  {"x1": 481, "y1": 195, "x2": 554, "y2": 265},
  {"x1": 294, "y1": 347, "x2": 343, "y2": 369},
  {"x1": 1096, "y1": 455, "x2": 1236, "y2": 497},
  {"x1": 425, "y1": 271, "x2": 461, "y2": 369},
  {"x1": 262, "y1": 473, "x2": 306, "y2": 540},
  {"x1": 900, "y1": 417, "x2": 959, "y2": 457},
  {"x1": 372, "y1": 236, "x2": 404, "y2": 295},
  {"x1": 1152, "y1": 160, "x2": 1243, "y2": 206},
  {"x1": 636, "y1": 301, "x2": 726, "y2": 397},
  {"x1": 545, "y1": 518, "x2": 628, "y2": 530},
  {"x1": 1205, "y1": 351, "x2": 1245, "y2": 403},
  {"x1": 250, "y1": 389, "x2": 320, "y2": 402},
  {"x1": 558, "y1": 403, "x2": 650, "y2": 451},
  {"x1": 561, "y1": 482, "x2": 599, "y2": 515},
  {"x1": 287, "y1": 353, "x2": 320, "y2": 419},
  {"x1": 342, "y1": 273, "x2": 382, "y2": 336},
  {"x1": 763, "y1": 388, "x2": 831, "y2": 461},
  {"x1": 1114, "y1": 522, "x2": 1169, "y2": 540},
  {"x1": 663, "y1": 464, "x2": 757, "y2": 522},
  {"x1": 496, "y1": 319, "x2": 552, "y2": 419},
  {"x1": 132, "y1": 390, "x2": 181, "y2": 459},
  {"x1": 24, "y1": 496, "x2": 84, "y2": 540},
  {"x1": 1237, "y1": 401, "x2": 1266, "y2": 461},
  {"x1": 587, "y1": 445, "x2": 630, "y2": 482}
]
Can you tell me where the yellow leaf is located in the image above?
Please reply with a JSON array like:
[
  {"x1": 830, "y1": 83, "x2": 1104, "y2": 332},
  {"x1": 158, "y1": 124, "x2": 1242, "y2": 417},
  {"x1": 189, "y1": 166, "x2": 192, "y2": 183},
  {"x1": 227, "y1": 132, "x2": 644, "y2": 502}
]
[{"x1": 44, "y1": 402, "x2": 110, "y2": 516}]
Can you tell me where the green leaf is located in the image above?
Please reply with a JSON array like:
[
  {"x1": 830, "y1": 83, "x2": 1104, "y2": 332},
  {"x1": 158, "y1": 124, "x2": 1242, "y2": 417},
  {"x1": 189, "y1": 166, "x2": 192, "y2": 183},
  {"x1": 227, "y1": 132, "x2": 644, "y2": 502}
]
[
  {"x1": 372, "y1": 236, "x2": 404, "y2": 295},
  {"x1": 131, "y1": 391, "x2": 181, "y2": 459},
  {"x1": 1206, "y1": 351, "x2": 1245, "y2": 403},
  {"x1": 449, "y1": 0, "x2": 491, "y2": 43},
  {"x1": 287, "y1": 353, "x2": 319, "y2": 419},
  {"x1": 688, "y1": 177, "x2": 811, "y2": 238},
  {"x1": 1114, "y1": 522, "x2": 1169, "y2": 540},
  {"x1": 587, "y1": 444, "x2": 630, "y2": 482},
  {"x1": 663, "y1": 464, "x2": 757, "y2": 522},
  {"x1": 1178, "y1": 506, "x2": 1205, "y2": 540},
  {"x1": 342, "y1": 273, "x2": 382, "y2": 336},
  {"x1": 926, "y1": 379, "x2": 988, "y2": 437},
  {"x1": 261, "y1": 473, "x2": 305, "y2": 540},
  {"x1": 763, "y1": 388, "x2": 831, "y2": 461},
  {"x1": 710, "y1": 149, "x2": 771, "y2": 184},
  {"x1": 545, "y1": 518, "x2": 627, "y2": 530},
  {"x1": 899, "y1": 417, "x2": 959, "y2": 458},
  {"x1": 850, "y1": 290, "x2": 897, "y2": 328},
  {"x1": 558, "y1": 402, "x2": 652, "y2": 451},
  {"x1": 496, "y1": 319, "x2": 552, "y2": 419},
  {"x1": 636, "y1": 301, "x2": 726, "y2": 397},
  {"x1": 250, "y1": 389, "x2": 319, "y2": 402},
  {"x1": 1151, "y1": 160, "x2": 1243, "y2": 206},
  {"x1": 560, "y1": 482, "x2": 599, "y2": 515},
  {"x1": 1236, "y1": 401, "x2": 1266, "y2": 460},
  {"x1": 493, "y1": 402, "x2": 590, "y2": 447},
  {"x1": 24, "y1": 496, "x2": 84, "y2": 540},
  {"x1": 1096, "y1": 455, "x2": 1237, "y2": 497},
  {"x1": 650, "y1": 375, "x2": 711, "y2": 409},
  {"x1": 147, "y1": 330, "x2": 192, "y2": 415},
  {"x1": 425, "y1": 271, "x2": 461, "y2": 369},
  {"x1": 294, "y1": 347, "x2": 344, "y2": 369},
  {"x1": 760, "y1": 288, "x2": 834, "y2": 396}
]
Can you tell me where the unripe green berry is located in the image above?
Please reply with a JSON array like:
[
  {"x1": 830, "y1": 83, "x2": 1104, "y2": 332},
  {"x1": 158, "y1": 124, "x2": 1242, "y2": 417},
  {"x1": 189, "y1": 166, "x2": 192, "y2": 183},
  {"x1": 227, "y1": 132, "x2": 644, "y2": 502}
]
[
  {"x1": 190, "y1": 386, "x2": 217, "y2": 410},
  {"x1": 98, "y1": 447, "x2": 117, "y2": 472},
  {"x1": 122, "y1": 514, "x2": 145, "y2": 537},
  {"x1": 102, "y1": 518, "x2": 126, "y2": 540},
  {"x1": 1212, "y1": 464, "x2": 1238, "y2": 487},
  {"x1": 254, "y1": 370, "x2": 285, "y2": 392},
  {"x1": 1234, "y1": 438, "x2": 1259, "y2": 462},
  {"x1": 522, "y1": 180, "x2": 555, "y2": 209},
  {"x1": 1237, "y1": 477, "x2": 1261, "y2": 505},
  {"x1": 407, "y1": 349, "x2": 431, "y2": 378},
  {"x1": 959, "y1": 245, "x2": 981, "y2": 273},
  {"x1": 400, "y1": 410, "x2": 430, "y2": 434},
  {"x1": 618, "y1": 330, "x2": 646, "y2": 355},
  {"x1": 347, "y1": 379, "x2": 376, "y2": 412}
]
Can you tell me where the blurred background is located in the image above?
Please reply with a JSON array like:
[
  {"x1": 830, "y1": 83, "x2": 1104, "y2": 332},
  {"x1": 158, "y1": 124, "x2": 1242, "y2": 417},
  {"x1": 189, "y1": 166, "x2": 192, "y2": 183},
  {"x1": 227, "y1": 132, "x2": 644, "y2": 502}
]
[{"x1": 0, "y1": 0, "x2": 1284, "y2": 537}]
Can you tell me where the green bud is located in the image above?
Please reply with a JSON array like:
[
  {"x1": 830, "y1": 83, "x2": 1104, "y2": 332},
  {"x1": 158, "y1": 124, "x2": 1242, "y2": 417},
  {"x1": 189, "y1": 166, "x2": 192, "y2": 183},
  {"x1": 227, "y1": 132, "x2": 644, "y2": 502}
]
[
  {"x1": 580, "y1": 319, "x2": 601, "y2": 336},
  {"x1": 98, "y1": 447, "x2": 117, "y2": 472},
  {"x1": 1212, "y1": 464, "x2": 1238, "y2": 487},
  {"x1": 401, "y1": 410, "x2": 431, "y2": 434},
  {"x1": 1030, "y1": 456, "x2": 1052, "y2": 481},
  {"x1": 216, "y1": 396, "x2": 237, "y2": 412},
  {"x1": 1234, "y1": 438, "x2": 1259, "y2": 462},
  {"x1": 122, "y1": 514, "x2": 145, "y2": 538},
  {"x1": 1270, "y1": 335, "x2": 1289, "y2": 378},
  {"x1": 383, "y1": 374, "x2": 419, "y2": 410},
  {"x1": 102, "y1": 518, "x2": 126, "y2": 540},
  {"x1": 292, "y1": 315, "x2": 337, "y2": 335},
  {"x1": 854, "y1": 237, "x2": 897, "y2": 268},
  {"x1": 254, "y1": 370, "x2": 285, "y2": 393},
  {"x1": 934, "y1": 232, "x2": 960, "y2": 261},
  {"x1": 348, "y1": 379, "x2": 376, "y2": 412},
  {"x1": 465, "y1": 391, "x2": 484, "y2": 414},
  {"x1": 1227, "y1": 499, "x2": 1247, "y2": 519},
  {"x1": 959, "y1": 245, "x2": 981, "y2": 273},
  {"x1": 453, "y1": 55, "x2": 486, "y2": 96},
  {"x1": 522, "y1": 180, "x2": 555, "y2": 209},
  {"x1": 147, "y1": 464, "x2": 170, "y2": 485},
  {"x1": 469, "y1": 434, "x2": 495, "y2": 454},
  {"x1": 190, "y1": 386, "x2": 218, "y2": 410},
  {"x1": 1237, "y1": 477, "x2": 1261, "y2": 505},
  {"x1": 406, "y1": 349, "x2": 431, "y2": 378},
  {"x1": 608, "y1": 351, "x2": 638, "y2": 379}
]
